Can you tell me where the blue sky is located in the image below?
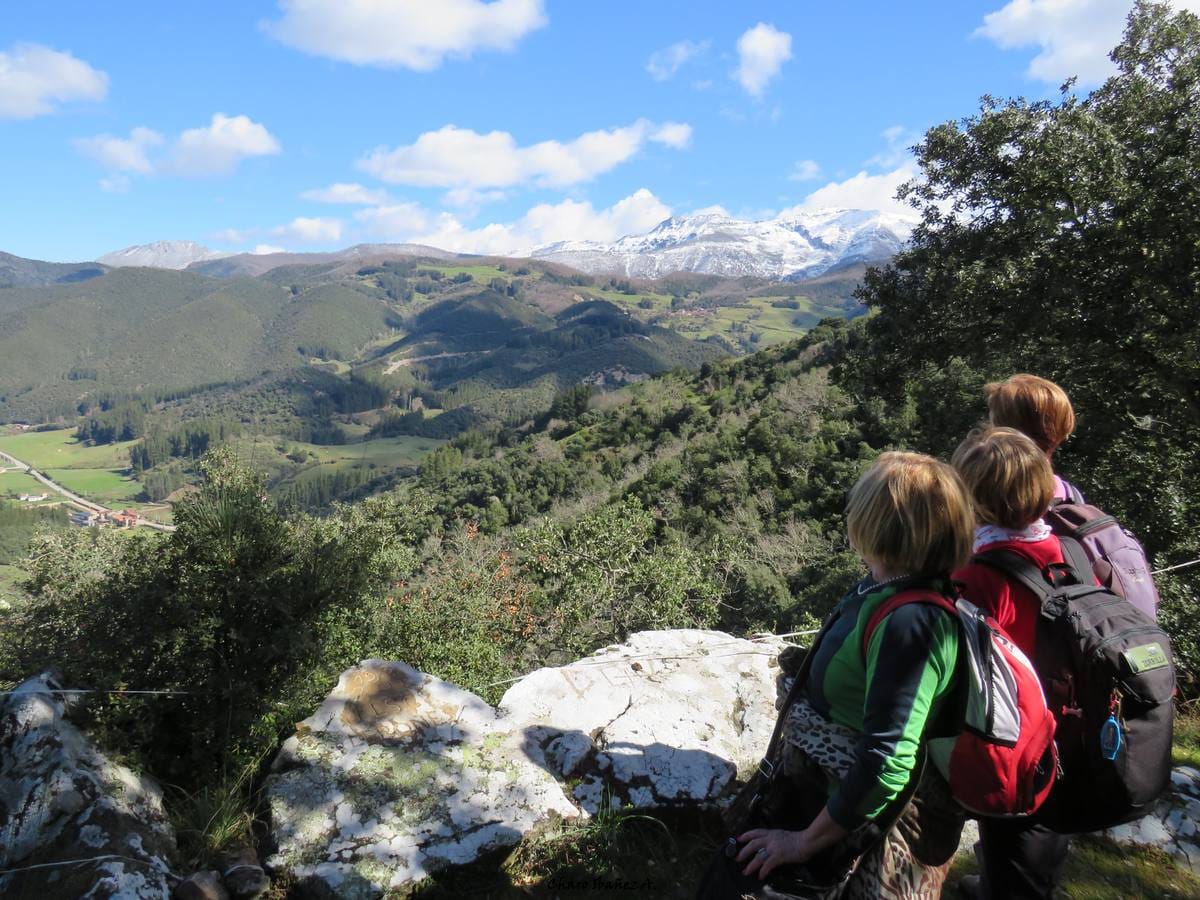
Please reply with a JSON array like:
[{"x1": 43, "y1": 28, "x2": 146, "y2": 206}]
[{"x1": 0, "y1": 1, "x2": 1165, "y2": 261}]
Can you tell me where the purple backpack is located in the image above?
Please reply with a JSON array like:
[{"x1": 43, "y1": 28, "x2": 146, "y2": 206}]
[{"x1": 1045, "y1": 481, "x2": 1160, "y2": 620}]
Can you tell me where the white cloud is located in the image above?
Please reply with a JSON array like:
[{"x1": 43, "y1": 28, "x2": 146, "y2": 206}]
[
  {"x1": 74, "y1": 127, "x2": 163, "y2": 174},
  {"x1": 169, "y1": 113, "x2": 281, "y2": 177},
  {"x1": 734, "y1": 23, "x2": 792, "y2": 97},
  {"x1": 799, "y1": 165, "x2": 919, "y2": 218},
  {"x1": 264, "y1": 0, "x2": 546, "y2": 70},
  {"x1": 442, "y1": 187, "x2": 508, "y2": 209},
  {"x1": 253, "y1": 244, "x2": 286, "y2": 255},
  {"x1": 646, "y1": 39, "x2": 709, "y2": 81},
  {"x1": 865, "y1": 125, "x2": 917, "y2": 170},
  {"x1": 788, "y1": 159, "x2": 821, "y2": 182},
  {"x1": 356, "y1": 188, "x2": 671, "y2": 255},
  {"x1": 649, "y1": 121, "x2": 693, "y2": 149},
  {"x1": 300, "y1": 182, "x2": 390, "y2": 205},
  {"x1": 0, "y1": 43, "x2": 107, "y2": 119},
  {"x1": 272, "y1": 216, "x2": 343, "y2": 243},
  {"x1": 354, "y1": 202, "x2": 432, "y2": 237},
  {"x1": 358, "y1": 119, "x2": 690, "y2": 189},
  {"x1": 976, "y1": 0, "x2": 1200, "y2": 85}
]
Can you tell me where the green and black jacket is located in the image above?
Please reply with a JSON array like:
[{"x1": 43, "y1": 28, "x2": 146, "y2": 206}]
[{"x1": 803, "y1": 577, "x2": 959, "y2": 830}]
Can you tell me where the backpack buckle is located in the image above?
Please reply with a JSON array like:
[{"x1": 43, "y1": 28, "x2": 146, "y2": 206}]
[{"x1": 757, "y1": 758, "x2": 776, "y2": 780}]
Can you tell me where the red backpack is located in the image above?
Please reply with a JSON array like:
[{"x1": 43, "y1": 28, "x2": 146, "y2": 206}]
[{"x1": 862, "y1": 587, "x2": 1058, "y2": 817}]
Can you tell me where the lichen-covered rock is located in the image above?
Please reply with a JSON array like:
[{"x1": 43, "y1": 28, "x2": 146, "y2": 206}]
[
  {"x1": 266, "y1": 660, "x2": 579, "y2": 898},
  {"x1": 1106, "y1": 765, "x2": 1200, "y2": 873},
  {"x1": 501, "y1": 630, "x2": 785, "y2": 812},
  {"x1": 265, "y1": 630, "x2": 785, "y2": 898},
  {"x1": 0, "y1": 672, "x2": 177, "y2": 898}
]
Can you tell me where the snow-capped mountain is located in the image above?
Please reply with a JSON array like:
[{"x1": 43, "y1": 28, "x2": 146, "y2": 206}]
[
  {"x1": 529, "y1": 207, "x2": 916, "y2": 280},
  {"x1": 98, "y1": 241, "x2": 232, "y2": 270}
]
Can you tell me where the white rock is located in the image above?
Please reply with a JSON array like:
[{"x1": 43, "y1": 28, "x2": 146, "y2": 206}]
[
  {"x1": 0, "y1": 673, "x2": 175, "y2": 898},
  {"x1": 266, "y1": 630, "x2": 786, "y2": 897}
]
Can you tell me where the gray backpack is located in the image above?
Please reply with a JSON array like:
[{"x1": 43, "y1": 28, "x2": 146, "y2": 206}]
[
  {"x1": 1045, "y1": 481, "x2": 1160, "y2": 620},
  {"x1": 973, "y1": 538, "x2": 1175, "y2": 833}
]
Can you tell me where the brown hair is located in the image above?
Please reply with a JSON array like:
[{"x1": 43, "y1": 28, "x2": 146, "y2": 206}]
[
  {"x1": 952, "y1": 427, "x2": 1055, "y2": 529},
  {"x1": 985, "y1": 374, "x2": 1076, "y2": 453},
  {"x1": 846, "y1": 451, "x2": 974, "y2": 577}
]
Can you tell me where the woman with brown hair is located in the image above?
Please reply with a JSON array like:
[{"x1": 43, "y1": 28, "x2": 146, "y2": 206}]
[
  {"x1": 985, "y1": 374, "x2": 1080, "y2": 503},
  {"x1": 951, "y1": 426, "x2": 1080, "y2": 900}
]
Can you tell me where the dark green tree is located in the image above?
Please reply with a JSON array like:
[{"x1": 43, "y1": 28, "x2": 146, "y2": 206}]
[{"x1": 847, "y1": 0, "x2": 1199, "y2": 683}]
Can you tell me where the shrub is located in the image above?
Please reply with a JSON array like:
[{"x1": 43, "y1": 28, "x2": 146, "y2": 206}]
[{"x1": 0, "y1": 450, "x2": 423, "y2": 785}]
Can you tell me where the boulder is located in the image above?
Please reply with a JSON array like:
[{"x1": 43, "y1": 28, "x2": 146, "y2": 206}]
[
  {"x1": 265, "y1": 659, "x2": 580, "y2": 897},
  {"x1": 0, "y1": 672, "x2": 177, "y2": 898},
  {"x1": 1106, "y1": 765, "x2": 1200, "y2": 873},
  {"x1": 500, "y1": 630, "x2": 784, "y2": 812},
  {"x1": 265, "y1": 630, "x2": 785, "y2": 897}
]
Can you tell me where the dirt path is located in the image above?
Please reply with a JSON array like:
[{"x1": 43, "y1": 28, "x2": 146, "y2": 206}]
[{"x1": 383, "y1": 350, "x2": 480, "y2": 375}]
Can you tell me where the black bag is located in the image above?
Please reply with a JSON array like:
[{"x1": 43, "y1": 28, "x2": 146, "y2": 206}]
[
  {"x1": 696, "y1": 612, "x2": 918, "y2": 899},
  {"x1": 973, "y1": 538, "x2": 1175, "y2": 833}
]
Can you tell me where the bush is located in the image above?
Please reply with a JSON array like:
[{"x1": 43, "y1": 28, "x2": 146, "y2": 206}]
[{"x1": 0, "y1": 450, "x2": 423, "y2": 785}]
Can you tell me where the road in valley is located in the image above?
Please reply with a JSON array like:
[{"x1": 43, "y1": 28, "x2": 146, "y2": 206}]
[{"x1": 0, "y1": 446, "x2": 175, "y2": 532}]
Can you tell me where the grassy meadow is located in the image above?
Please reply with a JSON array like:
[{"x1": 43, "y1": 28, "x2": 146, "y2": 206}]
[
  {"x1": 0, "y1": 428, "x2": 142, "y2": 506},
  {"x1": 0, "y1": 469, "x2": 51, "y2": 499},
  {"x1": 0, "y1": 428, "x2": 139, "y2": 471}
]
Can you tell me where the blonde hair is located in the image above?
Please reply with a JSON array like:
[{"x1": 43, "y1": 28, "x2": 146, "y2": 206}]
[
  {"x1": 952, "y1": 427, "x2": 1055, "y2": 529},
  {"x1": 846, "y1": 451, "x2": 974, "y2": 577},
  {"x1": 985, "y1": 374, "x2": 1076, "y2": 454}
]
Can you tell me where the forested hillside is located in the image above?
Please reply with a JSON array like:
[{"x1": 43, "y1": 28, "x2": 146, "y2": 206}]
[{"x1": 0, "y1": 251, "x2": 861, "y2": 513}]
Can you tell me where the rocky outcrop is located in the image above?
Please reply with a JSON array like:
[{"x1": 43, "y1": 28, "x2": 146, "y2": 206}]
[
  {"x1": 0, "y1": 672, "x2": 177, "y2": 898},
  {"x1": 1106, "y1": 765, "x2": 1200, "y2": 872},
  {"x1": 265, "y1": 629, "x2": 785, "y2": 897}
]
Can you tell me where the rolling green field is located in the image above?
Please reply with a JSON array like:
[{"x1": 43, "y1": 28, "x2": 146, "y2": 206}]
[
  {"x1": 0, "y1": 429, "x2": 143, "y2": 506},
  {"x1": 0, "y1": 469, "x2": 51, "y2": 499},
  {"x1": 0, "y1": 429, "x2": 139, "y2": 470},
  {"x1": 303, "y1": 435, "x2": 444, "y2": 466},
  {"x1": 45, "y1": 468, "x2": 143, "y2": 504},
  {"x1": 588, "y1": 288, "x2": 674, "y2": 310},
  {"x1": 430, "y1": 264, "x2": 523, "y2": 282}
]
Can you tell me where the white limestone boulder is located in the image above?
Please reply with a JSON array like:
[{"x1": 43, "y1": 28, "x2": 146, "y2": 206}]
[
  {"x1": 0, "y1": 672, "x2": 176, "y2": 899},
  {"x1": 500, "y1": 629, "x2": 784, "y2": 812},
  {"x1": 265, "y1": 660, "x2": 580, "y2": 897},
  {"x1": 265, "y1": 630, "x2": 785, "y2": 897}
]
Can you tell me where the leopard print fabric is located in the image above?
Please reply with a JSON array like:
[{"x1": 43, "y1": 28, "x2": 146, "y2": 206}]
[{"x1": 770, "y1": 697, "x2": 962, "y2": 900}]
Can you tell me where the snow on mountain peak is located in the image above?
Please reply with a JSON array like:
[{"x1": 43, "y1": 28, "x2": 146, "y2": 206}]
[
  {"x1": 529, "y1": 207, "x2": 915, "y2": 280},
  {"x1": 98, "y1": 241, "x2": 233, "y2": 270}
]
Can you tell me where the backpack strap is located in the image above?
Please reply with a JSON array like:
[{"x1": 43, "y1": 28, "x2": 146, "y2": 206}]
[
  {"x1": 972, "y1": 548, "x2": 1086, "y2": 621},
  {"x1": 1057, "y1": 535, "x2": 1095, "y2": 584},
  {"x1": 860, "y1": 587, "x2": 958, "y2": 657},
  {"x1": 1065, "y1": 480, "x2": 1086, "y2": 505},
  {"x1": 754, "y1": 610, "x2": 839, "y2": 787}
]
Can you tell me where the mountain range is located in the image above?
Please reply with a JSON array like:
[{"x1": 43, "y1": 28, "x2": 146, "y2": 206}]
[
  {"x1": 529, "y1": 207, "x2": 915, "y2": 280},
  {"x1": 79, "y1": 206, "x2": 909, "y2": 282}
]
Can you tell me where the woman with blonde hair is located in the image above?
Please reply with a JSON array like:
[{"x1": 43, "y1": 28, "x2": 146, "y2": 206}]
[{"x1": 703, "y1": 451, "x2": 972, "y2": 899}]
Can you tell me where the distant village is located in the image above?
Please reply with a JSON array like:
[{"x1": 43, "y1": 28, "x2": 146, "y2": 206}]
[
  {"x1": 69, "y1": 508, "x2": 141, "y2": 528},
  {"x1": 11, "y1": 492, "x2": 141, "y2": 528}
]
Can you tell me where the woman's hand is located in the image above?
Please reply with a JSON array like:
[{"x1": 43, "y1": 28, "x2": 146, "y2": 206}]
[{"x1": 735, "y1": 828, "x2": 812, "y2": 880}]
